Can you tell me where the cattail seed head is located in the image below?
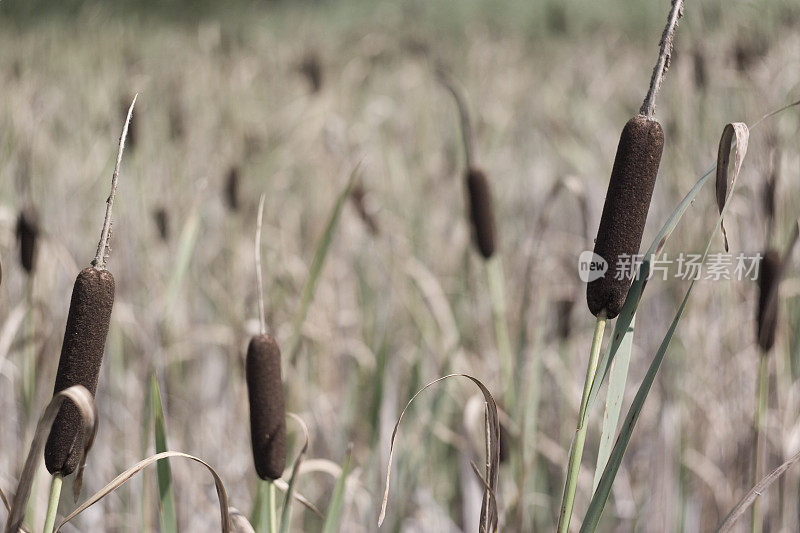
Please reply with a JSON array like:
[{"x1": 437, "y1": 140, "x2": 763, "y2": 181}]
[
  {"x1": 16, "y1": 208, "x2": 39, "y2": 274},
  {"x1": 45, "y1": 267, "x2": 115, "y2": 475},
  {"x1": 465, "y1": 167, "x2": 497, "y2": 259},
  {"x1": 555, "y1": 296, "x2": 576, "y2": 340},
  {"x1": 246, "y1": 334, "x2": 286, "y2": 480},
  {"x1": 153, "y1": 207, "x2": 169, "y2": 241},
  {"x1": 757, "y1": 249, "x2": 781, "y2": 352},
  {"x1": 587, "y1": 116, "x2": 664, "y2": 319},
  {"x1": 299, "y1": 52, "x2": 323, "y2": 93},
  {"x1": 225, "y1": 166, "x2": 240, "y2": 212}
]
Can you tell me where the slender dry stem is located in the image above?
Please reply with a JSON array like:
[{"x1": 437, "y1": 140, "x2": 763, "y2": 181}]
[
  {"x1": 255, "y1": 193, "x2": 267, "y2": 335},
  {"x1": 436, "y1": 67, "x2": 475, "y2": 167},
  {"x1": 639, "y1": 0, "x2": 684, "y2": 119},
  {"x1": 92, "y1": 93, "x2": 137, "y2": 269}
]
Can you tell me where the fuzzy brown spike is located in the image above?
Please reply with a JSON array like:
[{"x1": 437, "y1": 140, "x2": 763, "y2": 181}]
[
  {"x1": 225, "y1": 166, "x2": 241, "y2": 212},
  {"x1": 757, "y1": 249, "x2": 781, "y2": 352},
  {"x1": 466, "y1": 167, "x2": 497, "y2": 259},
  {"x1": 45, "y1": 267, "x2": 115, "y2": 475},
  {"x1": 587, "y1": 116, "x2": 664, "y2": 319},
  {"x1": 16, "y1": 207, "x2": 39, "y2": 274},
  {"x1": 246, "y1": 334, "x2": 286, "y2": 480}
]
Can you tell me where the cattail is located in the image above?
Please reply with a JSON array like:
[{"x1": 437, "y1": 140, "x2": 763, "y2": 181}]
[
  {"x1": 225, "y1": 166, "x2": 240, "y2": 211},
  {"x1": 350, "y1": 182, "x2": 380, "y2": 236},
  {"x1": 756, "y1": 249, "x2": 781, "y2": 352},
  {"x1": 44, "y1": 267, "x2": 115, "y2": 475},
  {"x1": 153, "y1": 207, "x2": 169, "y2": 241},
  {"x1": 299, "y1": 52, "x2": 323, "y2": 93},
  {"x1": 16, "y1": 207, "x2": 39, "y2": 274},
  {"x1": 586, "y1": 116, "x2": 664, "y2": 319},
  {"x1": 246, "y1": 334, "x2": 286, "y2": 480},
  {"x1": 693, "y1": 48, "x2": 707, "y2": 90},
  {"x1": 555, "y1": 296, "x2": 576, "y2": 340},
  {"x1": 466, "y1": 167, "x2": 497, "y2": 259}
]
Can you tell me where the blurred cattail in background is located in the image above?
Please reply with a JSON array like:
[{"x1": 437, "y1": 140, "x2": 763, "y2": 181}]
[
  {"x1": 44, "y1": 267, "x2": 115, "y2": 475},
  {"x1": 299, "y1": 51, "x2": 323, "y2": 93},
  {"x1": 16, "y1": 207, "x2": 39, "y2": 274},
  {"x1": 436, "y1": 68, "x2": 498, "y2": 259},
  {"x1": 350, "y1": 181, "x2": 380, "y2": 236},
  {"x1": 586, "y1": 115, "x2": 664, "y2": 319},
  {"x1": 555, "y1": 295, "x2": 576, "y2": 341},
  {"x1": 246, "y1": 334, "x2": 286, "y2": 480},
  {"x1": 153, "y1": 207, "x2": 169, "y2": 241},
  {"x1": 225, "y1": 166, "x2": 241, "y2": 212},
  {"x1": 756, "y1": 249, "x2": 781, "y2": 353}
]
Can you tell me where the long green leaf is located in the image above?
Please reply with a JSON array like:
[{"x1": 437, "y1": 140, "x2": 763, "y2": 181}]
[
  {"x1": 279, "y1": 414, "x2": 310, "y2": 533},
  {"x1": 321, "y1": 447, "x2": 352, "y2": 533},
  {"x1": 592, "y1": 314, "x2": 635, "y2": 492},
  {"x1": 287, "y1": 165, "x2": 360, "y2": 361},
  {"x1": 580, "y1": 123, "x2": 750, "y2": 531},
  {"x1": 151, "y1": 373, "x2": 178, "y2": 533}
]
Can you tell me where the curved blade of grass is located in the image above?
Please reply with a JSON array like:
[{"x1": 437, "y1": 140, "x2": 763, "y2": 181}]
[
  {"x1": 150, "y1": 373, "x2": 178, "y2": 533},
  {"x1": 287, "y1": 163, "x2": 360, "y2": 361},
  {"x1": 715, "y1": 449, "x2": 800, "y2": 532},
  {"x1": 272, "y1": 479, "x2": 323, "y2": 518},
  {"x1": 592, "y1": 315, "x2": 635, "y2": 493},
  {"x1": 4, "y1": 386, "x2": 96, "y2": 533},
  {"x1": 580, "y1": 123, "x2": 750, "y2": 532},
  {"x1": 279, "y1": 414, "x2": 310, "y2": 533},
  {"x1": 165, "y1": 199, "x2": 201, "y2": 316},
  {"x1": 53, "y1": 451, "x2": 230, "y2": 533},
  {"x1": 321, "y1": 445, "x2": 352, "y2": 533},
  {"x1": 378, "y1": 374, "x2": 500, "y2": 532}
]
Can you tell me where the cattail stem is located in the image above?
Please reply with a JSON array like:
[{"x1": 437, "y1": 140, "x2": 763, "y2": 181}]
[
  {"x1": 255, "y1": 194, "x2": 267, "y2": 336},
  {"x1": 486, "y1": 257, "x2": 514, "y2": 408},
  {"x1": 268, "y1": 481, "x2": 278, "y2": 533},
  {"x1": 92, "y1": 93, "x2": 137, "y2": 270},
  {"x1": 751, "y1": 352, "x2": 769, "y2": 533},
  {"x1": 43, "y1": 474, "x2": 63, "y2": 533},
  {"x1": 639, "y1": 0, "x2": 684, "y2": 119},
  {"x1": 557, "y1": 316, "x2": 607, "y2": 533}
]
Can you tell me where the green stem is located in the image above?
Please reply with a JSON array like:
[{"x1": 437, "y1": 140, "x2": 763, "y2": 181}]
[
  {"x1": 486, "y1": 257, "x2": 514, "y2": 408},
  {"x1": 268, "y1": 481, "x2": 278, "y2": 533},
  {"x1": 557, "y1": 316, "x2": 607, "y2": 533},
  {"x1": 751, "y1": 353, "x2": 769, "y2": 533},
  {"x1": 43, "y1": 474, "x2": 63, "y2": 533}
]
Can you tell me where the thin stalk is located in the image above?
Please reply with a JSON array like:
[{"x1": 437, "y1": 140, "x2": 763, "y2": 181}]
[
  {"x1": 43, "y1": 474, "x2": 63, "y2": 533},
  {"x1": 639, "y1": 0, "x2": 684, "y2": 119},
  {"x1": 557, "y1": 316, "x2": 607, "y2": 533},
  {"x1": 268, "y1": 482, "x2": 278, "y2": 533},
  {"x1": 751, "y1": 353, "x2": 769, "y2": 533},
  {"x1": 486, "y1": 257, "x2": 514, "y2": 408}
]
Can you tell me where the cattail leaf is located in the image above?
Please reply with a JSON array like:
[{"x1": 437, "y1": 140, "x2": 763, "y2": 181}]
[
  {"x1": 321, "y1": 445, "x2": 352, "y2": 533},
  {"x1": 580, "y1": 119, "x2": 755, "y2": 532},
  {"x1": 592, "y1": 315, "x2": 635, "y2": 492},
  {"x1": 52, "y1": 451, "x2": 230, "y2": 533},
  {"x1": 714, "y1": 122, "x2": 749, "y2": 252},
  {"x1": 4, "y1": 385, "x2": 96, "y2": 533},
  {"x1": 279, "y1": 414, "x2": 310, "y2": 533},
  {"x1": 715, "y1": 449, "x2": 800, "y2": 532},
  {"x1": 165, "y1": 200, "x2": 201, "y2": 315},
  {"x1": 150, "y1": 374, "x2": 178, "y2": 533},
  {"x1": 378, "y1": 374, "x2": 500, "y2": 532},
  {"x1": 287, "y1": 163, "x2": 359, "y2": 361},
  {"x1": 271, "y1": 479, "x2": 323, "y2": 518}
]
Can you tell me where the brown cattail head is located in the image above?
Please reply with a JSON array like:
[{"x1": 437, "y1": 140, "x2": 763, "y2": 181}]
[
  {"x1": 153, "y1": 207, "x2": 169, "y2": 241},
  {"x1": 587, "y1": 116, "x2": 664, "y2": 319},
  {"x1": 350, "y1": 182, "x2": 380, "y2": 236},
  {"x1": 299, "y1": 52, "x2": 323, "y2": 93},
  {"x1": 246, "y1": 334, "x2": 286, "y2": 480},
  {"x1": 45, "y1": 267, "x2": 115, "y2": 475},
  {"x1": 757, "y1": 249, "x2": 781, "y2": 352},
  {"x1": 465, "y1": 167, "x2": 497, "y2": 259},
  {"x1": 225, "y1": 166, "x2": 240, "y2": 212},
  {"x1": 16, "y1": 207, "x2": 39, "y2": 274},
  {"x1": 555, "y1": 296, "x2": 576, "y2": 340}
]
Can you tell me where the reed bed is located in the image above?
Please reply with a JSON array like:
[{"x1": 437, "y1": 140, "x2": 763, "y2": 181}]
[{"x1": 0, "y1": 0, "x2": 799, "y2": 531}]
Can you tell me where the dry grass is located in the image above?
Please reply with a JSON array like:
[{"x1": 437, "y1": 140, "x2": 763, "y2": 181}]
[{"x1": 0, "y1": 0, "x2": 799, "y2": 531}]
